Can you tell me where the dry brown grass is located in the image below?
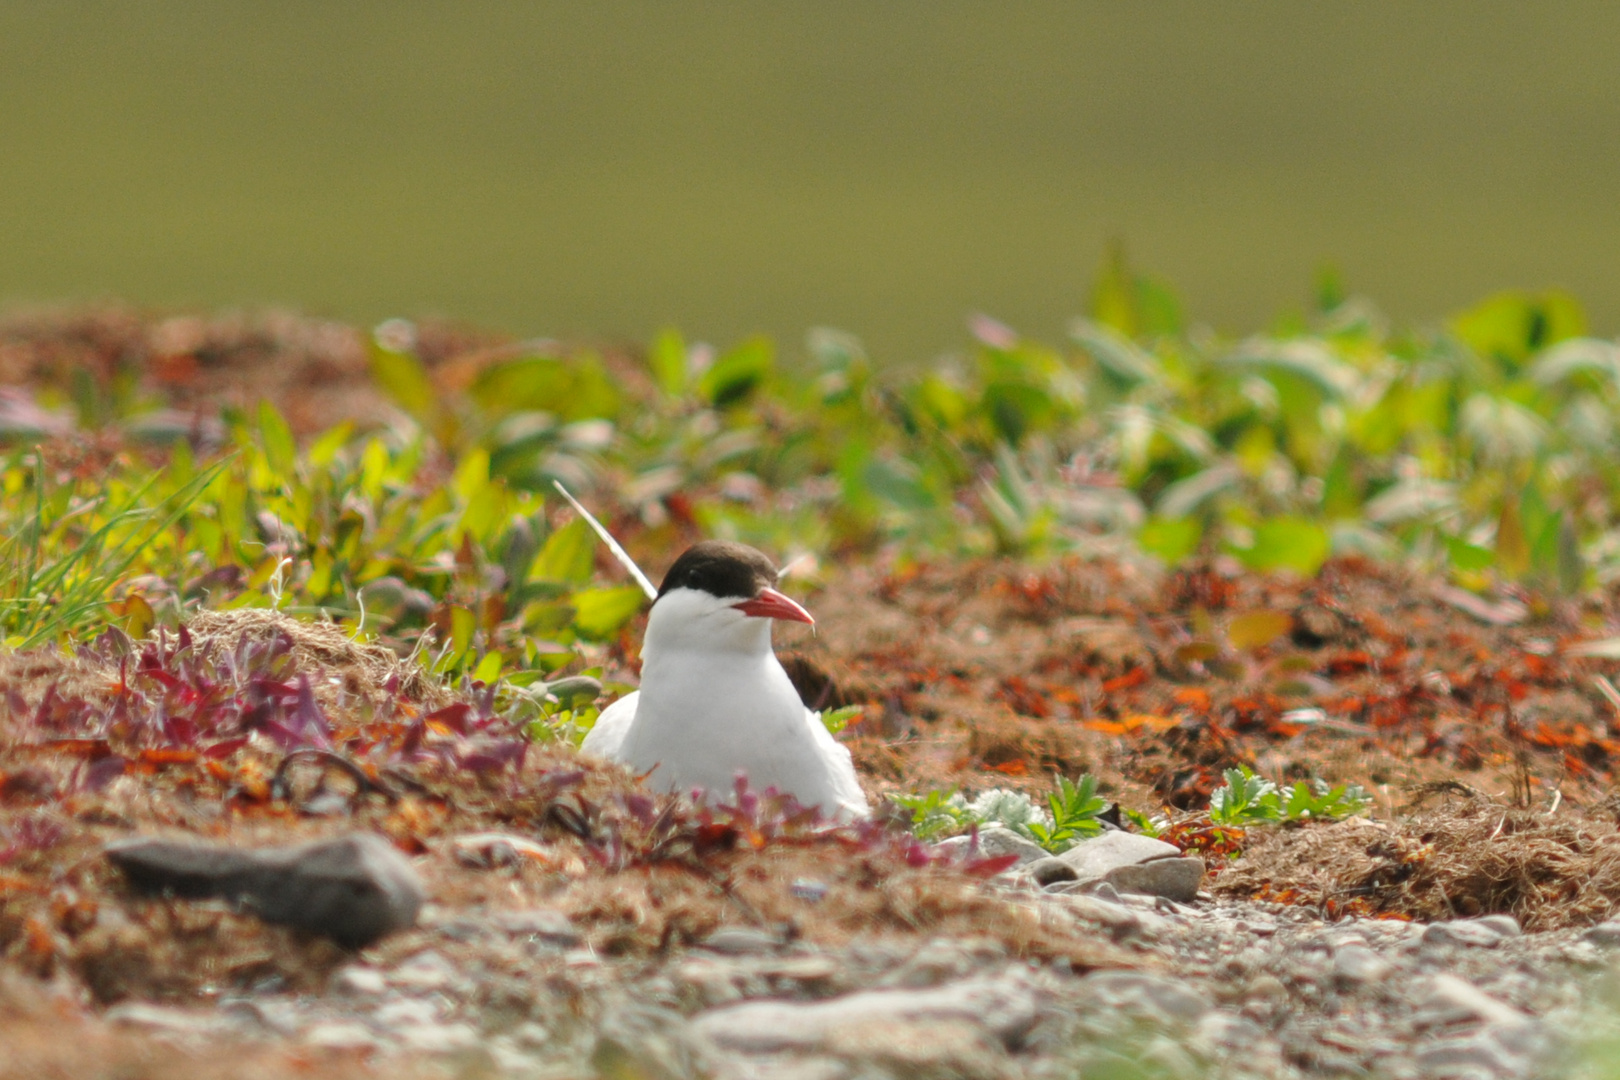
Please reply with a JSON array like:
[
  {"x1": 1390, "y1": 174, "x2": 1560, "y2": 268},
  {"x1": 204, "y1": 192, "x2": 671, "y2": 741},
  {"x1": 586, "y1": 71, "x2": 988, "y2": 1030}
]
[{"x1": 1215, "y1": 791, "x2": 1620, "y2": 930}]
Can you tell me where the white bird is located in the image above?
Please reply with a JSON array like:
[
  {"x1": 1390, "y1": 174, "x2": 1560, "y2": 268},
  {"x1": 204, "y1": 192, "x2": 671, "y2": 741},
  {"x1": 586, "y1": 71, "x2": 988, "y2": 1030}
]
[{"x1": 581, "y1": 540, "x2": 868, "y2": 820}]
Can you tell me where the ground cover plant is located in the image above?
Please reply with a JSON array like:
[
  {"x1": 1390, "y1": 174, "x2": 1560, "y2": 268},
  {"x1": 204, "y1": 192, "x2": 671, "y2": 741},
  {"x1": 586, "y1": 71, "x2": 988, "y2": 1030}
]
[{"x1": 9, "y1": 276, "x2": 1620, "y2": 1072}]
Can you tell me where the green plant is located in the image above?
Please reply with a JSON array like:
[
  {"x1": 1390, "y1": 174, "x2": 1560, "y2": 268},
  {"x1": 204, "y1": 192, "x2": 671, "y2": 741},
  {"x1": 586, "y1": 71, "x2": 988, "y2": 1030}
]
[
  {"x1": 892, "y1": 788, "x2": 973, "y2": 842},
  {"x1": 1024, "y1": 774, "x2": 1110, "y2": 852},
  {"x1": 1208, "y1": 765, "x2": 1370, "y2": 826}
]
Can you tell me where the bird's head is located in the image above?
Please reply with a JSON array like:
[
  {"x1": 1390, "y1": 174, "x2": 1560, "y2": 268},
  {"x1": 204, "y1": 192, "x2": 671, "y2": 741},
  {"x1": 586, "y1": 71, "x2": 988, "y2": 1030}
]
[{"x1": 644, "y1": 540, "x2": 813, "y2": 655}]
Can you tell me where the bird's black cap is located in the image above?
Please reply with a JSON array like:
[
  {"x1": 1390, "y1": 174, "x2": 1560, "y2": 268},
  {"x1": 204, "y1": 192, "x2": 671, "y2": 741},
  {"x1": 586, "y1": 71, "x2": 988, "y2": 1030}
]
[{"x1": 657, "y1": 540, "x2": 778, "y2": 600}]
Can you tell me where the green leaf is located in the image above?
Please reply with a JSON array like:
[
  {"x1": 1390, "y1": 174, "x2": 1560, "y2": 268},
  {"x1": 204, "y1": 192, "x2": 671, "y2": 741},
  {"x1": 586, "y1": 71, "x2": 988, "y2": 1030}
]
[
  {"x1": 258, "y1": 401, "x2": 297, "y2": 477},
  {"x1": 648, "y1": 327, "x2": 688, "y2": 397},
  {"x1": 532, "y1": 517, "x2": 596, "y2": 585},
  {"x1": 1451, "y1": 290, "x2": 1587, "y2": 370},
  {"x1": 369, "y1": 342, "x2": 438, "y2": 425},
  {"x1": 1233, "y1": 517, "x2": 1330, "y2": 576},
  {"x1": 699, "y1": 335, "x2": 775, "y2": 408},
  {"x1": 571, "y1": 585, "x2": 647, "y2": 639},
  {"x1": 1445, "y1": 534, "x2": 1495, "y2": 572},
  {"x1": 1137, "y1": 517, "x2": 1202, "y2": 565},
  {"x1": 473, "y1": 650, "x2": 504, "y2": 684},
  {"x1": 1495, "y1": 498, "x2": 1531, "y2": 579},
  {"x1": 821, "y1": 704, "x2": 864, "y2": 735}
]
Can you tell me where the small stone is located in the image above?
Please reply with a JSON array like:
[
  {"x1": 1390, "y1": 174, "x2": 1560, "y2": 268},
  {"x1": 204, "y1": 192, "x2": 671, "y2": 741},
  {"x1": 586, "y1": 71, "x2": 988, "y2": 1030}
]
[
  {"x1": 790, "y1": 878, "x2": 830, "y2": 903},
  {"x1": 373, "y1": 998, "x2": 443, "y2": 1027},
  {"x1": 1412, "y1": 974, "x2": 1531, "y2": 1030},
  {"x1": 701, "y1": 926, "x2": 783, "y2": 955},
  {"x1": 493, "y1": 908, "x2": 582, "y2": 945},
  {"x1": 303, "y1": 1020, "x2": 381, "y2": 1051},
  {"x1": 1045, "y1": 891, "x2": 1145, "y2": 941},
  {"x1": 1585, "y1": 921, "x2": 1620, "y2": 947},
  {"x1": 333, "y1": 965, "x2": 388, "y2": 995},
  {"x1": 1331, "y1": 945, "x2": 1390, "y2": 987},
  {"x1": 397, "y1": 1021, "x2": 483, "y2": 1054},
  {"x1": 1246, "y1": 974, "x2": 1288, "y2": 1001},
  {"x1": 761, "y1": 955, "x2": 839, "y2": 983},
  {"x1": 1422, "y1": 920, "x2": 1511, "y2": 949},
  {"x1": 1192, "y1": 1011, "x2": 1264, "y2": 1055},
  {"x1": 388, "y1": 950, "x2": 459, "y2": 992},
  {"x1": 934, "y1": 826, "x2": 1049, "y2": 866}
]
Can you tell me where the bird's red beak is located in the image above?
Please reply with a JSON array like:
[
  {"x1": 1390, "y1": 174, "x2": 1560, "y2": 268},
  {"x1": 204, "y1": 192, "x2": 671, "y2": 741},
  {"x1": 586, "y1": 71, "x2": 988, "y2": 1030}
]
[{"x1": 732, "y1": 587, "x2": 814, "y2": 625}]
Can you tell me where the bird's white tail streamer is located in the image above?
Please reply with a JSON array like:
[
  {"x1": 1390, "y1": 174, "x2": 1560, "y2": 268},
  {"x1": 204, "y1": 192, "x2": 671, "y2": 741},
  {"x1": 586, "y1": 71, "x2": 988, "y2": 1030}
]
[{"x1": 551, "y1": 481, "x2": 658, "y2": 602}]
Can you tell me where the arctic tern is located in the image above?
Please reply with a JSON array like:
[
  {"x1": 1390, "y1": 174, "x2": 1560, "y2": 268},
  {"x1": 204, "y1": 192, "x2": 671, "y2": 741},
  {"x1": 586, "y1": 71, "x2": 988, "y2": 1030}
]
[{"x1": 580, "y1": 540, "x2": 868, "y2": 819}]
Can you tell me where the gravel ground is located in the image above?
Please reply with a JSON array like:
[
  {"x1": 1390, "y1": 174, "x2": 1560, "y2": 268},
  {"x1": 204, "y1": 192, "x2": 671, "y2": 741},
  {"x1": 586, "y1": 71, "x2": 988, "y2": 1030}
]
[{"x1": 90, "y1": 867, "x2": 1620, "y2": 1080}]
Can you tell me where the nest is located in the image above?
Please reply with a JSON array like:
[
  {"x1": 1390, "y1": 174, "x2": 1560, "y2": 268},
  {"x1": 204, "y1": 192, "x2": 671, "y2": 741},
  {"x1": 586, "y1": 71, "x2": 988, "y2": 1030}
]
[{"x1": 182, "y1": 608, "x2": 452, "y2": 712}]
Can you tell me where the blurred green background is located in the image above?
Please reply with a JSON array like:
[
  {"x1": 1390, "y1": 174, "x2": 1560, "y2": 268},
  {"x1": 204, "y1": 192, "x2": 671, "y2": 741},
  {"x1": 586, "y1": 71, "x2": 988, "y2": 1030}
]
[{"x1": 3, "y1": 2, "x2": 1619, "y2": 364}]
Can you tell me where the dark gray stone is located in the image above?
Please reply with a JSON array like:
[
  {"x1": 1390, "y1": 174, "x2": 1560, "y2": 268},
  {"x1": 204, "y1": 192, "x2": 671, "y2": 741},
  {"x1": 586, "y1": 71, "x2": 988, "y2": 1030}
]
[
  {"x1": 106, "y1": 832, "x2": 423, "y2": 948},
  {"x1": 1025, "y1": 856, "x2": 1079, "y2": 886}
]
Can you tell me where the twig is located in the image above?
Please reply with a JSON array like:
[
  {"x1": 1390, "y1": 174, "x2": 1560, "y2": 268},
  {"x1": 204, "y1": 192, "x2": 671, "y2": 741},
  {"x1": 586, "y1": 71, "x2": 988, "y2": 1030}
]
[{"x1": 552, "y1": 481, "x2": 658, "y2": 602}]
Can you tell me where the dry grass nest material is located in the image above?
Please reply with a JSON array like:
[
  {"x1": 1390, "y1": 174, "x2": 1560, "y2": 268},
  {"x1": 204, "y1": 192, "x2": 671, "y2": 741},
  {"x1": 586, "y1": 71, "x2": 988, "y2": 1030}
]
[
  {"x1": 183, "y1": 608, "x2": 452, "y2": 711},
  {"x1": 1216, "y1": 791, "x2": 1620, "y2": 931}
]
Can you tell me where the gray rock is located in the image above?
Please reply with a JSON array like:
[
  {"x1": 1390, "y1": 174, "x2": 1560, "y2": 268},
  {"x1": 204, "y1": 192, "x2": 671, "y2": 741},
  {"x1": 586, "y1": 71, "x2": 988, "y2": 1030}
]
[
  {"x1": 1423, "y1": 919, "x2": 1514, "y2": 949},
  {"x1": 935, "y1": 826, "x2": 1048, "y2": 866},
  {"x1": 1412, "y1": 974, "x2": 1532, "y2": 1030},
  {"x1": 1052, "y1": 832, "x2": 1203, "y2": 899},
  {"x1": 1583, "y1": 920, "x2": 1620, "y2": 947},
  {"x1": 106, "y1": 832, "x2": 422, "y2": 948},
  {"x1": 1058, "y1": 831, "x2": 1183, "y2": 877},
  {"x1": 693, "y1": 974, "x2": 1040, "y2": 1053},
  {"x1": 1104, "y1": 856, "x2": 1206, "y2": 902},
  {"x1": 1079, "y1": 970, "x2": 1213, "y2": 1025}
]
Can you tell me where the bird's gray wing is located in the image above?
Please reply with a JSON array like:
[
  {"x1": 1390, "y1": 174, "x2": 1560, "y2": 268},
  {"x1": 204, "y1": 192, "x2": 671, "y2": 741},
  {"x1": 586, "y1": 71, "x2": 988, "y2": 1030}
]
[
  {"x1": 804, "y1": 708, "x2": 870, "y2": 819},
  {"x1": 579, "y1": 691, "x2": 639, "y2": 759}
]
